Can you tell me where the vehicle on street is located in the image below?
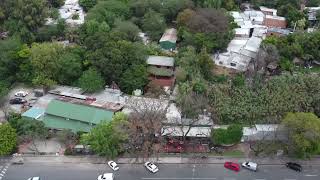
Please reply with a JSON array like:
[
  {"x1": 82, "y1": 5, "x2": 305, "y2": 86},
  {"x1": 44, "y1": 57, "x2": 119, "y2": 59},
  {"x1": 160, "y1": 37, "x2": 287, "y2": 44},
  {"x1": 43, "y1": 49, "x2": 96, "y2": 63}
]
[
  {"x1": 242, "y1": 161, "x2": 258, "y2": 171},
  {"x1": 15, "y1": 91, "x2": 28, "y2": 97},
  {"x1": 286, "y1": 162, "x2": 302, "y2": 172},
  {"x1": 10, "y1": 98, "x2": 27, "y2": 104},
  {"x1": 27, "y1": 177, "x2": 40, "y2": 180},
  {"x1": 97, "y1": 173, "x2": 114, "y2": 180},
  {"x1": 144, "y1": 162, "x2": 159, "y2": 173},
  {"x1": 224, "y1": 162, "x2": 240, "y2": 172},
  {"x1": 107, "y1": 160, "x2": 119, "y2": 171}
]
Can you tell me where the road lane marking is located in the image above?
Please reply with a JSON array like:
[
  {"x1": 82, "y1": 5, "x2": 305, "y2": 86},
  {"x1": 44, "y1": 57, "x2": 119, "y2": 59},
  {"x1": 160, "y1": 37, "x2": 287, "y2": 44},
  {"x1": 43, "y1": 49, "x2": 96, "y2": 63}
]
[
  {"x1": 142, "y1": 178, "x2": 217, "y2": 180},
  {"x1": 284, "y1": 179, "x2": 296, "y2": 180},
  {"x1": 0, "y1": 174, "x2": 4, "y2": 177},
  {"x1": 305, "y1": 174, "x2": 318, "y2": 177},
  {"x1": 255, "y1": 179, "x2": 265, "y2": 180}
]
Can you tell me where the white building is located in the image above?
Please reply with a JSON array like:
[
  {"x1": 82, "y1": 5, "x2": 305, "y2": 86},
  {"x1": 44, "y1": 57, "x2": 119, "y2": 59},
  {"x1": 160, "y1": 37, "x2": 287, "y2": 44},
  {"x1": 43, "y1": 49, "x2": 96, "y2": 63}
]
[{"x1": 59, "y1": 0, "x2": 85, "y2": 25}]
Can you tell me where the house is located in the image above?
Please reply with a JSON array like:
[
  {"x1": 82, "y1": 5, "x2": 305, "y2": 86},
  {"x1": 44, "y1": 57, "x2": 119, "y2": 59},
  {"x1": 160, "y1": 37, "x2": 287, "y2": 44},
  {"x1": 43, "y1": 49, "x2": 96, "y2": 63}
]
[
  {"x1": 241, "y1": 124, "x2": 287, "y2": 142},
  {"x1": 147, "y1": 56, "x2": 175, "y2": 88},
  {"x1": 159, "y1": 28, "x2": 177, "y2": 51},
  {"x1": 305, "y1": 7, "x2": 320, "y2": 26},
  {"x1": 264, "y1": 15, "x2": 287, "y2": 28},
  {"x1": 42, "y1": 99, "x2": 114, "y2": 132},
  {"x1": 260, "y1": 6, "x2": 277, "y2": 16},
  {"x1": 235, "y1": 28, "x2": 251, "y2": 38},
  {"x1": 58, "y1": 0, "x2": 85, "y2": 26},
  {"x1": 267, "y1": 28, "x2": 291, "y2": 37}
]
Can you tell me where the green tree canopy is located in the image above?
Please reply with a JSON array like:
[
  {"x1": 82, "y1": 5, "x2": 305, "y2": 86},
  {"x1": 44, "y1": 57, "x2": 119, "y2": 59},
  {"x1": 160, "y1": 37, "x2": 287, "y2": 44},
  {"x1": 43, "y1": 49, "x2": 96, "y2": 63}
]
[
  {"x1": 80, "y1": 112, "x2": 129, "y2": 158},
  {"x1": 211, "y1": 124, "x2": 243, "y2": 145},
  {"x1": 142, "y1": 10, "x2": 167, "y2": 41},
  {"x1": 119, "y1": 64, "x2": 149, "y2": 94},
  {"x1": 78, "y1": 68, "x2": 105, "y2": 93},
  {"x1": 79, "y1": 0, "x2": 98, "y2": 12},
  {"x1": 0, "y1": 123, "x2": 17, "y2": 155},
  {"x1": 282, "y1": 112, "x2": 320, "y2": 158}
]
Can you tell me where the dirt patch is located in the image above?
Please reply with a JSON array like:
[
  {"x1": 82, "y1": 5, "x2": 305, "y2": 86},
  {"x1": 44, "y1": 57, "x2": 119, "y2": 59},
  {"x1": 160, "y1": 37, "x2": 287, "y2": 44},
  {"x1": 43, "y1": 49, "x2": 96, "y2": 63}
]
[{"x1": 213, "y1": 65, "x2": 240, "y2": 76}]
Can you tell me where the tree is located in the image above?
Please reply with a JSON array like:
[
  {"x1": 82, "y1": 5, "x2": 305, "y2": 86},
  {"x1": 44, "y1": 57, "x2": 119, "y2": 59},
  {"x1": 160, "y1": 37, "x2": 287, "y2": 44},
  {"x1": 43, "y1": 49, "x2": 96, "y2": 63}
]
[
  {"x1": 142, "y1": 10, "x2": 167, "y2": 41},
  {"x1": 119, "y1": 65, "x2": 149, "y2": 94},
  {"x1": 129, "y1": 0, "x2": 162, "y2": 18},
  {"x1": 29, "y1": 42, "x2": 64, "y2": 91},
  {"x1": 57, "y1": 129, "x2": 78, "y2": 148},
  {"x1": 197, "y1": 48, "x2": 214, "y2": 80},
  {"x1": 282, "y1": 112, "x2": 320, "y2": 158},
  {"x1": 79, "y1": 0, "x2": 97, "y2": 12},
  {"x1": 0, "y1": 123, "x2": 17, "y2": 155},
  {"x1": 113, "y1": 20, "x2": 141, "y2": 42},
  {"x1": 78, "y1": 68, "x2": 105, "y2": 93},
  {"x1": 5, "y1": 0, "x2": 48, "y2": 43},
  {"x1": 160, "y1": 0, "x2": 194, "y2": 22},
  {"x1": 80, "y1": 112, "x2": 129, "y2": 158},
  {"x1": 48, "y1": 0, "x2": 65, "y2": 8},
  {"x1": 211, "y1": 124, "x2": 243, "y2": 145}
]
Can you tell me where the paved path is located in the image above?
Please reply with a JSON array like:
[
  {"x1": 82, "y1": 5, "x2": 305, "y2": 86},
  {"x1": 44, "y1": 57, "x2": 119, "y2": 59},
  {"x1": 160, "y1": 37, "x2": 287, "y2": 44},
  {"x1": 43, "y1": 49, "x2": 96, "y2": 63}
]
[{"x1": 4, "y1": 162, "x2": 320, "y2": 180}]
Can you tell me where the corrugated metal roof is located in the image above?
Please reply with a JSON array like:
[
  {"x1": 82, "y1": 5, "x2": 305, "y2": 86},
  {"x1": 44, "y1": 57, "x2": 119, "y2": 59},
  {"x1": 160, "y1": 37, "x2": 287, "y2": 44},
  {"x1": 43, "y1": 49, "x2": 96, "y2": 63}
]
[
  {"x1": 22, "y1": 107, "x2": 45, "y2": 120},
  {"x1": 46, "y1": 100, "x2": 114, "y2": 125},
  {"x1": 44, "y1": 114, "x2": 92, "y2": 132},
  {"x1": 159, "y1": 28, "x2": 177, "y2": 43},
  {"x1": 147, "y1": 56, "x2": 175, "y2": 67}
]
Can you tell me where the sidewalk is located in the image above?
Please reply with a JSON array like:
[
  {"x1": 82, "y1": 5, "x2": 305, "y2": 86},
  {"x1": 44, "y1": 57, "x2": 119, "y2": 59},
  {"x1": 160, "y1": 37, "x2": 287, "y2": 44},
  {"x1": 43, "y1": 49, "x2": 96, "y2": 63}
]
[{"x1": 20, "y1": 155, "x2": 320, "y2": 165}]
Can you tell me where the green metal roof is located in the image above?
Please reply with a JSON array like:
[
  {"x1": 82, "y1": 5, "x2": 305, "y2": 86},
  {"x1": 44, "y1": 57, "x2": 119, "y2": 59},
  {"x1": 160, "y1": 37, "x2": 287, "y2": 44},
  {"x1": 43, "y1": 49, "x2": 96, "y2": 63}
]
[
  {"x1": 44, "y1": 115, "x2": 93, "y2": 132},
  {"x1": 22, "y1": 107, "x2": 45, "y2": 120},
  {"x1": 46, "y1": 100, "x2": 114, "y2": 125}
]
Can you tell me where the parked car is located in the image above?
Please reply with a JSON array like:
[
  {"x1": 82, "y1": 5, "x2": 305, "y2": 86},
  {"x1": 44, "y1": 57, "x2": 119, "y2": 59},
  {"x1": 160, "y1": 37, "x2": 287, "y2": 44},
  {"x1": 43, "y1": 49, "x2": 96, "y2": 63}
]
[
  {"x1": 10, "y1": 98, "x2": 27, "y2": 104},
  {"x1": 27, "y1": 177, "x2": 40, "y2": 180},
  {"x1": 144, "y1": 162, "x2": 159, "y2": 173},
  {"x1": 107, "y1": 161, "x2": 119, "y2": 171},
  {"x1": 242, "y1": 161, "x2": 257, "y2": 171},
  {"x1": 224, "y1": 162, "x2": 240, "y2": 172},
  {"x1": 286, "y1": 162, "x2": 302, "y2": 172},
  {"x1": 15, "y1": 91, "x2": 28, "y2": 97},
  {"x1": 97, "y1": 173, "x2": 114, "y2": 180}
]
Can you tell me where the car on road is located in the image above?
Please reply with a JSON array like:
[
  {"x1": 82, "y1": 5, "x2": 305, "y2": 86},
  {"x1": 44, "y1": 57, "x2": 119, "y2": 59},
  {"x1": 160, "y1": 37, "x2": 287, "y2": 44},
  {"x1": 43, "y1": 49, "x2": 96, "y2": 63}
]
[
  {"x1": 97, "y1": 173, "x2": 114, "y2": 180},
  {"x1": 224, "y1": 162, "x2": 240, "y2": 172},
  {"x1": 241, "y1": 161, "x2": 258, "y2": 171},
  {"x1": 27, "y1": 177, "x2": 40, "y2": 180},
  {"x1": 107, "y1": 160, "x2": 119, "y2": 171},
  {"x1": 144, "y1": 162, "x2": 159, "y2": 173},
  {"x1": 10, "y1": 98, "x2": 27, "y2": 104},
  {"x1": 15, "y1": 91, "x2": 28, "y2": 97},
  {"x1": 286, "y1": 162, "x2": 302, "y2": 172}
]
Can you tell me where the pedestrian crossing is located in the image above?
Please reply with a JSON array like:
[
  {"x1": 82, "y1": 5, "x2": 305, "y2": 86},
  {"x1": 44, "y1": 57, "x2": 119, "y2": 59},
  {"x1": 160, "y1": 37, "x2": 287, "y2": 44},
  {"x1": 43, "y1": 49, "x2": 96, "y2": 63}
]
[{"x1": 0, "y1": 159, "x2": 10, "y2": 180}]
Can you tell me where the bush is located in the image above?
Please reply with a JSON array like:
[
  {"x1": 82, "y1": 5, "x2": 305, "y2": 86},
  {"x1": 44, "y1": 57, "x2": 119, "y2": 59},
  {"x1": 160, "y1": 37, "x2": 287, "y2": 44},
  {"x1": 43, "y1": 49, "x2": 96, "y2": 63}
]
[
  {"x1": 64, "y1": 147, "x2": 73, "y2": 155},
  {"x1": 211, "y1": 124, "x2": 243, "y2": 145}
]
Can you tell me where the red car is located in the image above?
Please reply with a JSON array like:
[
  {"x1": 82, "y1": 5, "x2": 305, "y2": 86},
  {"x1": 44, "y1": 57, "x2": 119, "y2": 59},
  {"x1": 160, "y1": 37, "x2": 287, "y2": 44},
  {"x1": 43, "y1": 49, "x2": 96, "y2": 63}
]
[{"x1": 224, "y1": 162, "x2": 240, "y2": 171}]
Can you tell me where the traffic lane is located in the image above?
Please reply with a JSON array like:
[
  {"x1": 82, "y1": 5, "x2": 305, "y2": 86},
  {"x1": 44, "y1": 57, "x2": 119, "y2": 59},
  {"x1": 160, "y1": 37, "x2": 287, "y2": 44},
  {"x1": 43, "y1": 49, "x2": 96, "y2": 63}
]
[
  {"x1": 4, "y1": 163, "x2": 108, "y2": 180},
  {"x1": 192, "y1": 164, "x2": 319, "y2": 180},
  {"x1": 4, "y1": 163, "x2": 320, "y2": 180}
]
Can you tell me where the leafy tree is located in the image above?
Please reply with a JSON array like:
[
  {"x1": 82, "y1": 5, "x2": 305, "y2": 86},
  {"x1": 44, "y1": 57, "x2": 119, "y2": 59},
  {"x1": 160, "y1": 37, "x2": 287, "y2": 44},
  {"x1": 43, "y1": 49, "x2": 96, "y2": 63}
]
[
  {"x1": 57, "y1": 129, "x2": 78, "y2": 148},
  {"x1": 5, "y1": 0, "x2": 48, "y2": 43},
  {"x1": 177, "y1": 8, "x2": 234, "y2": 52},
  {"x1": 160, "y1": 0, "x2": 194, "y2": 22},
  {"x1": 142, "y1": 10, "x2": 167, "y2": 41},
  {"x1": 36, "y1": 19, "x2": 66, "y2": 42},
  {"x1": 0, "y1": 123, "x2": 17, "y2": 155},
  {"x1": 0, "y1": 81, "x2": 9, "y2": 106},
  {"x1": 119, "y1": 65, "x2": 149, "y2": 94},
  {"x1": 78, "y1": 68, "x2": 105, "y2": 93},
  {"x1": 80, "y1": 112, "x2": 129, "y2": 158},
  {"x1": 48, "y1": 0, "x2": 65, "y2": 8},
  {"x1": 113, "y1": 20, "x2": 141, "y2": 42},
  {"x1": 197, "y1": 48, "x2": 214, "y2": 80},
  {"x1": 0, "y1": 36, "x2": 23, "y2": 83},
  {"x1": 29, "y1": 42, "x2": 64, "y2": 91},
  {"x1": 282, "y1": 112, "x2": 320, "y2": 158},
  {"x1": 211, "y1": 124, "x2": 243, "y2": 145},
  {"x1": 79, "y1": 0, "x2": 97, "y2": 12},
  {"x1": 129, "y1": 0, "x2": 162, "y2": 18}
]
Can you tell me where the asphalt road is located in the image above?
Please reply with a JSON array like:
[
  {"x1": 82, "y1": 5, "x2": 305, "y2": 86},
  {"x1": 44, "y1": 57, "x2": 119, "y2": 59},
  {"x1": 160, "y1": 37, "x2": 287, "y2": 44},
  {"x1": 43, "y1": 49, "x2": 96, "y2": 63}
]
[{"x1": 3, "y1": 162, "x2": 320, "y2": 180}]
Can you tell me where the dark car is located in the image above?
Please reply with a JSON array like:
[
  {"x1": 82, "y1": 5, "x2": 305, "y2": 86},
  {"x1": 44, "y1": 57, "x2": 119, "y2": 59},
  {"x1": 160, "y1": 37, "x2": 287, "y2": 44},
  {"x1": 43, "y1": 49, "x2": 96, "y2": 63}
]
[
  {"x1": 286, "y1": 162, "x2": 302, "y2": 172},
  {"x1": 9, "y1": 98, "x2": 27, "y2": 104}
]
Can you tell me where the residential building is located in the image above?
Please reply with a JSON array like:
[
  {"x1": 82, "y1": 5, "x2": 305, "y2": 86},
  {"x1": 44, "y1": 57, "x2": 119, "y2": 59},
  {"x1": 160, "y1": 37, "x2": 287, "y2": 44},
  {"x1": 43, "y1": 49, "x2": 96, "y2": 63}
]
[
  {"x1": 159, "y1": 28, "x2": 177, "y2": 51},
  {"x1": 147, "y1": 56, "x2": 175, "y2": 88},
  {"x1": 34, "y1": 99, "x2": 114, "y2": 132},
  {"x1": 260, "y1": 6, "x2": 277, "y2": 16},
  {"x1": 264, "y1": 15, "x2": 287, "y2": 28},
  {"x1": 242, "y1": 124, "x2": 287, "y2": 142}
]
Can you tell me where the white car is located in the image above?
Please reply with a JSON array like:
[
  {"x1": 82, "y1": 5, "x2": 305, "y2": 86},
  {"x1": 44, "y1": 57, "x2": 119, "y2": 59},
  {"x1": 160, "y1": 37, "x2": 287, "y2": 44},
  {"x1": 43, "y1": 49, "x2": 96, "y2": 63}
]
[
  {"x1": 242, "y1": 161, "x2": 258, "y2": 171},
  {"x1": 107, "y1": 161, "x2": 119, "y2": 171},
  {"x1": 97, "y1": 173, "x2": 114, "y2": 180},
  {"x1": 27, "y1": 177, "x2": 40, "y2": 180},
  {"x1": 15, "y1": 91, "x2": 28, "y2": 97},
  {"x1": 144, "y1": 162, "x2": 159, "y2": 173}
]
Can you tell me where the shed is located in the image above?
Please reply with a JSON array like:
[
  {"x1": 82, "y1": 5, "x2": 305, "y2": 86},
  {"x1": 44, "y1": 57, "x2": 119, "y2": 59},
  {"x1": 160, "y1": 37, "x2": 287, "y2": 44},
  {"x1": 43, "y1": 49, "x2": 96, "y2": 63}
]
[{"x1": 159, "y1": 28, "x2": 177, "y2": 50}]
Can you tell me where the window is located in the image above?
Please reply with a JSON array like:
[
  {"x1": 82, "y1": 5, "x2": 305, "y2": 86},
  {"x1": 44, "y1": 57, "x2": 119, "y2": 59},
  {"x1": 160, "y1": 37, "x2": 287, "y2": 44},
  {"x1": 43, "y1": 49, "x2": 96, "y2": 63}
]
[{"x1": 230, "y1": 63, "x2": 237, "y2": 67}]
